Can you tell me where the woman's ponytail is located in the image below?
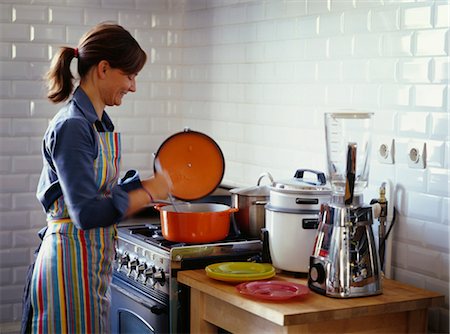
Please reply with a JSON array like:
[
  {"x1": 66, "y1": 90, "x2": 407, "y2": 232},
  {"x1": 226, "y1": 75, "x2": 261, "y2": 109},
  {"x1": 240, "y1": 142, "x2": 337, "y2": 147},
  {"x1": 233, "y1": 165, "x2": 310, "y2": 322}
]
[{"x1": 45, "y1": 47, "x2": 77, "y2": 104}]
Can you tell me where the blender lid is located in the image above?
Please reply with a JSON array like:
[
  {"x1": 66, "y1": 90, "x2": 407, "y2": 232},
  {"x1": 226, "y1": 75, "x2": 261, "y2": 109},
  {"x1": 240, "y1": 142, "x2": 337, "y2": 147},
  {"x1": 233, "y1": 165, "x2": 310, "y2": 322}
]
[
  {"x1": 153, "y1": 129, "x2": 225, "y2": 201},
  {"x1": 328, "y1": 111, "x2": 374, "y2": 119}
]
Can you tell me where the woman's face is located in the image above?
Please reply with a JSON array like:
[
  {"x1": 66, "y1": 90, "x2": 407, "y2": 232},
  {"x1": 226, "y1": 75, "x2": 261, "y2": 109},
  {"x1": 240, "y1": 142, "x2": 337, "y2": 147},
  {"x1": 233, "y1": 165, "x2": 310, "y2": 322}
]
[{"x1": 101, "y1": 67, "x2": 137, "y2": 107}]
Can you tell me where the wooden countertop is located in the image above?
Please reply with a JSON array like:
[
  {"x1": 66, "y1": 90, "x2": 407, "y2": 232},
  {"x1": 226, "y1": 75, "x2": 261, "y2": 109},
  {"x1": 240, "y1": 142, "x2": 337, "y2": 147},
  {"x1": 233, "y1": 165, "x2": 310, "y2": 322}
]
[{"x1": 178, "y1": 269, "x2": 444, "y2": 333}]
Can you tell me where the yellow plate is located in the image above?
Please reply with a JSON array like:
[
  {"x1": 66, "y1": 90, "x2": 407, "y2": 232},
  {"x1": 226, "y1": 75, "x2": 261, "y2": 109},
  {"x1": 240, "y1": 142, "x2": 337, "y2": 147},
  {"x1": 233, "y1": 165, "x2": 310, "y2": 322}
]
[{"x1": 205, "y1": 262, "x2": 275, "y2": 282}]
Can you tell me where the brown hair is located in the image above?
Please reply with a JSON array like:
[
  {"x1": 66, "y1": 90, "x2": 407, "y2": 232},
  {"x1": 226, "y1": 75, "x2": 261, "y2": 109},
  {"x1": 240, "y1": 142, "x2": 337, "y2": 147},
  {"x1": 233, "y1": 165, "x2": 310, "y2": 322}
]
[{"x1": 45, "y1": 22, "x2": 147, "y2": 103}]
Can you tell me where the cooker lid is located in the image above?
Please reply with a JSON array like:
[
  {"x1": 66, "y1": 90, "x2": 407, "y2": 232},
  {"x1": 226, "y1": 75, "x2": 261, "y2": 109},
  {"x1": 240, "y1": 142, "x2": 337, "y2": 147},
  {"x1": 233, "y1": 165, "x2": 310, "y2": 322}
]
[
  {"x1": 153, "y1": 129, "x2": 225, "y2": 201},
  {"x1": 271, "y1": 169, "x2": 331, "y2": 193},
  {"x1": 230, "y1": 172, "x2": 274, "y2": 197}
]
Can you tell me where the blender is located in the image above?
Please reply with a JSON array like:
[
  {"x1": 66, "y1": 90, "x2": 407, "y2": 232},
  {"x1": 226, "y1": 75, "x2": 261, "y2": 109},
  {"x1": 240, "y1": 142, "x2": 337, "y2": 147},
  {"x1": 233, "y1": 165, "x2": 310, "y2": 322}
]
[{"x1": 308, "y1": 112, "x2": 382, "y2": 298}]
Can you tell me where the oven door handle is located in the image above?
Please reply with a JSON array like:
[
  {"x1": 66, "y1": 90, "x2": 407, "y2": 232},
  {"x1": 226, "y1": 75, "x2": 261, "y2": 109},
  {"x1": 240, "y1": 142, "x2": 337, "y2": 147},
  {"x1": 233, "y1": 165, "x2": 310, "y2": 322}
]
[{"x1": 111, "y1": 282, "x2": 166, "y2": 315}]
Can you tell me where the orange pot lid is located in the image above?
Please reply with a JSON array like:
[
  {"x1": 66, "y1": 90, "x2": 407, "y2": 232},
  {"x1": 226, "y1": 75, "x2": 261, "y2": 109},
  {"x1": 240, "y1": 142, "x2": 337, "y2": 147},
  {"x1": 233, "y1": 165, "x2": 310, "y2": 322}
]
[{"x1": 154, "y1": 129, "x2": 225, "y2": 201}]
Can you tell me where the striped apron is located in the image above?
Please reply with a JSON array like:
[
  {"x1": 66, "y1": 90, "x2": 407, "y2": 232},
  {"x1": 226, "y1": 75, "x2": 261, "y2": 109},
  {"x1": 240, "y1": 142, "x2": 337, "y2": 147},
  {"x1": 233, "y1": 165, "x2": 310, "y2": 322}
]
[{"x1": 30, "y1": 130, "x2": 121, "y2": 334}]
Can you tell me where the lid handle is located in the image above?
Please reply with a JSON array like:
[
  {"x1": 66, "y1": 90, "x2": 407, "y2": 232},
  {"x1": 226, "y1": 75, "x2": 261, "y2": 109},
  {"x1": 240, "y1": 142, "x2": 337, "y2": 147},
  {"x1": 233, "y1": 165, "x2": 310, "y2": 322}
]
[
  {"x1": 294, "y1": 169, "x2": 326, "y2": 185},
  {"x1": 257, "y1": 172, "x2": 274, "y2": 186}
]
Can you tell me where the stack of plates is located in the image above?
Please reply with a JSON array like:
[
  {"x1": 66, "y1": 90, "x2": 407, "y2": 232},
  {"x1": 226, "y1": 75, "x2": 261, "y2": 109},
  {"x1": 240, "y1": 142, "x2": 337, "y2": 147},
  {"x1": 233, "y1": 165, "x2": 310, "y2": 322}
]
[{"x1": 205, "y1": 262, "x2": 275, "y2": 282}]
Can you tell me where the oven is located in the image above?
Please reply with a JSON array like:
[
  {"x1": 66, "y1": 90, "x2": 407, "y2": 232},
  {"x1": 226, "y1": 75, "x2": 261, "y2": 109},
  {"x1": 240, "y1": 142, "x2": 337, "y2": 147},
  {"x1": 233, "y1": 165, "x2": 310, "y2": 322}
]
[{"x1": 110, "y1": 205, "x2": 262, "y2": 334}]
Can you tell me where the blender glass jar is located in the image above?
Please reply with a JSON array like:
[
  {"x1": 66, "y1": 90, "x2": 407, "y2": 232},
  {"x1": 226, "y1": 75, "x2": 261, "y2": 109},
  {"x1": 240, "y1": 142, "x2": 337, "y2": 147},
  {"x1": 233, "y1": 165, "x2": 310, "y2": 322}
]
[{"x1": 324, "y1": 112, "x2": 374, "y2": 197}]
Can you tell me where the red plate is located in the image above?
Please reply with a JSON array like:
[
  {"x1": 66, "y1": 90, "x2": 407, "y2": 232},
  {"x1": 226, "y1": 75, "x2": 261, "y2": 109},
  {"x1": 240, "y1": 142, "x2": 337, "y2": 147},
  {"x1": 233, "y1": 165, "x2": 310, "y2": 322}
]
[{"x1": 236, "y1": 280, "x2": 309, "y2": 301}]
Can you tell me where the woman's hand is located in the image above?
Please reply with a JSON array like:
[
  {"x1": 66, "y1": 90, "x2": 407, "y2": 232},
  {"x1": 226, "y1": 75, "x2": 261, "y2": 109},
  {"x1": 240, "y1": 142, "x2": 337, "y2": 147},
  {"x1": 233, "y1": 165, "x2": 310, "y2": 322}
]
[{"x1": 141, "y1": 172, "x2": 171, "y2": 201}]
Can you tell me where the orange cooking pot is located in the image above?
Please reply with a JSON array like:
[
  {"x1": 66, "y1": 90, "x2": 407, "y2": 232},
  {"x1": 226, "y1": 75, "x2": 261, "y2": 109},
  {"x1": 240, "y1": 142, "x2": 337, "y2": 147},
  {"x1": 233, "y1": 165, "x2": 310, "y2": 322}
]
[{"x1": 155, "y1": 203, "x2": 238, "y2": 243}]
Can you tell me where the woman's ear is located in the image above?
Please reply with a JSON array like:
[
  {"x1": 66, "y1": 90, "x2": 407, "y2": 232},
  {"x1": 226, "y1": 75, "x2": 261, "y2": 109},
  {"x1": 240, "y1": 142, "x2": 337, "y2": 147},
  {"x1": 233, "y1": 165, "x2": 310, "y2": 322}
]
[{"x1": 97, "y1": 60, "x2": 110, "y2": 79}]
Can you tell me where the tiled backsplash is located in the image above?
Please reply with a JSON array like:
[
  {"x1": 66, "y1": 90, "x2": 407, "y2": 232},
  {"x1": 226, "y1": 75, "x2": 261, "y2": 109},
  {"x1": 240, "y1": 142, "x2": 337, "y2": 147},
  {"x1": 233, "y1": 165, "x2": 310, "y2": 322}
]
[{"x1": 0, "y1": 0, "x2": 448, "y2": 331}]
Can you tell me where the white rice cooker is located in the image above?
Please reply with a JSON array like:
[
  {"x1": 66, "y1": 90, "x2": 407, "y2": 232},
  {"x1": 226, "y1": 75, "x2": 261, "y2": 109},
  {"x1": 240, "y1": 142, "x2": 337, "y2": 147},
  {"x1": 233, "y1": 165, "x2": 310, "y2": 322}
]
[{"x1": 265, "y1": 169, "x2": 331, "y2": 273}]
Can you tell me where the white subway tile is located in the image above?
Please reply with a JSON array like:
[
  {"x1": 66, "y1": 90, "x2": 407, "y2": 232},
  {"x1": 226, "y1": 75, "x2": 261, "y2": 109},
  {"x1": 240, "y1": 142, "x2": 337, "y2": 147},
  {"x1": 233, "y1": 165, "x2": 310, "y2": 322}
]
[
  {"x1": 136, "y1": 0, "x2": 168, "y2": 11},
  {"x1": 396, "y1": 165, "x2": 427, "y2": 192},
  {"x1": 246, "y1": 2, "x2": 265, "y2": 22},
  {"x1": 256, "y1": 20, "x2": 277, "y2": 41},
  {"x1": 12, "y1": 119, "x2": 47, "y2": 136},
  {"x1": 66, "y1": 26, "x2": 90, "y2": 44},
  {"x1": 407, "y1": 245, "x2": 440, "y2": 277},
  {"x1": 297, "y1": 15, "x2": 318, "y2": 37},
  {"x1": 5, "y1": 99, "x2": 36, "y2": 124},
  {"x1": 435, "y1": 4, "x2": 450, "y2": 28},
  {"x1": 441, "y1": 196, "x2": 449, "y2": 225},
  {"x1": 12, "y1": 81, "x2": 46, "y2": 99},
  {"x1": 317, "y1": 60, "x2": 341, "y2": 82},
  {"x1": 331, "y1": 0, "x2": 355, "y2": 12},
  {"x1": 402, "y1": 5, "x2": 432, "y2": 29},
  {"x1": 372, "y1": 110, "x2": 396, "y2": 133},
  {"x1": 428, "y1": 167, "x2": 449, "y2": 196},
  {"x1": 0, "y1": 119, "x2": 11, "y2": 136},
  {"x1": 12, "y1": 43, "x2": 49, "y2": 61},
  {"x1": 326, "y1": 84, "x2": 352, "y2": 107},
  {"x1": 286, "y1": 0, "x2": 307, "y2": 17},
  {"x1": 399, "y1": 58, "x2": 431, "y2": 83},
  {"x1": 424, "y1": 221, "x2": 450, "y2": 253},
  {"x1": 119, "y1": 10, "x2": 152, "y2": 28},
  {"x1": 352, "y1": 83, "x2": 380, "y2": 107},
  {"x1": 12, "y1": 156, "x2": 42, "y2": 173},
  {"x1": 0, "y1": 81, "x2": 12, "y2": 98},
  {"x1": 355, "y1": 0, "x2": 384, "y2": 9},
  {"x1": 432, "y1": 57, "x2": 449, "y2": 83},
  {"x1": 293, "y1": 61, "x2": 317, "y2": 82},
  {"x1": 0, "y1": 43, "x2": 12, "y2": 60},
  {"x1": 414, "y1": 84, "x2": 445, "y2": 109},
  {"x1": 304, "y1": 38, "x2": 328, "y2": 59},
  {"x1": 381, "y1": 84, "x2": 411, "y2": 108},
  {"x1": 329, "y1": 35, "x2": 353, "y2": 58},
  {"x1": 343, "y1": 10, "x2": 370, "y2": 33},
  {"x1": 0, "y1": 248, "x2": 30, "y2": 267},
  {"x1": 0, "y1": 23, "x2": 30, "y2": 42},
  {"x1": 30, "y1": 99, "x2": 59, "y2": 118},
  {"x1": 407, "y1": 191, "x2": 442, "y2": 222},
  {"x1": 0, "y1": 194, "x2": 12, "y2": 211},
  {"x1": 397, "y1": 111, "x2": 428, "y2": 136},
  {"x1": 353, "y1": 33, "x2": 381, "y2": 57},
  {"x1": 318, "y1": 13, "x2": 342, "y2": 36},
  {"x1": 382, "y1": 31, "x2": 412, "y2": 56},
  {"x1": 0, "y1": 157, "x2": 11, "y2": 173},
  {"x1": 84, "y1": 8, "x2": 118, "y2": 26},
  {"x1": 370, "y1": 7, "x2": 399, "y2": 32},
  {"x1": 0, "y1": 175, "x2": 28, "y2": 193},
  {"x1": 49, "y1": 7, "x2": 83, "y2": 25},
  {"x1": 429, "y1": 112, "x2": 449, "y2": 140},
  {"x1": 0, "y1": 61, "x2": 30, "y2": 79},
  {"x1": 276, "y1": 17, "x2": 297, "y2": 39},
  {"x1": 31, "y1": 24, "x2": 65, "y2": 43},
  {"x1": 307, "y1": 0, "x2": 330, "y2": 15},
  {"x1": 415, "y1": 29, "x2": 448, "y2": 56},
  {"x1": 29, "y1": 62, "x2": 50, "y2": 80},
  {"x1": 0, "y1": 4, "x2": 12, "y2": 23},
  {"x1": 427, "y1": 141, "x2": 446, "y2": 168},
  {"x1": 368, "y1": 59, "x2": 398, "y2": 82},
  {"x1": 342, "y1": 59, "x2": 368, "y2": 82},
  {"x1": 13, "y1": 5, "x2": 48, "y2": 23}
]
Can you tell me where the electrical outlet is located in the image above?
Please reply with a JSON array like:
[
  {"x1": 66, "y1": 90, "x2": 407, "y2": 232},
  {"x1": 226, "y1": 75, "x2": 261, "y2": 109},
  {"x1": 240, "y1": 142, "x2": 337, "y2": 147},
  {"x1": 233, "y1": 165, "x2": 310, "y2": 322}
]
[
  {"x1": 377, "y1": 139, "x2": 395, "y2": 164},
  {"x1": 407, "y1": 141, "x2": 426, "y2": 169}
]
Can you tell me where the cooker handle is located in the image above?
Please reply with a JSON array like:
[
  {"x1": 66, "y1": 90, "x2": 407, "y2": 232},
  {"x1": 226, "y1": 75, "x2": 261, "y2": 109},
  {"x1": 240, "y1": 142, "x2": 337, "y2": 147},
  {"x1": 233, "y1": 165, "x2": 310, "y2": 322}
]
[
  {"x1": 257, "y1": 172, "x2": 274, "y2": 186},
  {"x1": 294, "y1": 169, "x2": 326, "y2": 185}
]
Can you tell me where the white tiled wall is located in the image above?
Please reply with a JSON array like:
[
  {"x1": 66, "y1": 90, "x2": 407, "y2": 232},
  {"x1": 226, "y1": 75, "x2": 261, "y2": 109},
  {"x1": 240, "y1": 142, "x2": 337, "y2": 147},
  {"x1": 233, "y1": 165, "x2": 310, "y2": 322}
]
[{"x1": 0, "y1": 0, "x2": 449, "y2": 332}]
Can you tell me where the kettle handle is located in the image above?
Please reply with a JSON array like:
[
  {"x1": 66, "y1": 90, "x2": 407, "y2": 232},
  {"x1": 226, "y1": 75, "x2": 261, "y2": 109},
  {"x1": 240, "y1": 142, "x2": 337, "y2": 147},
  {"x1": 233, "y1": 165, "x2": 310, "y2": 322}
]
[{"x1": 294, "y1": 169, "x2": 326, "y2": 185}]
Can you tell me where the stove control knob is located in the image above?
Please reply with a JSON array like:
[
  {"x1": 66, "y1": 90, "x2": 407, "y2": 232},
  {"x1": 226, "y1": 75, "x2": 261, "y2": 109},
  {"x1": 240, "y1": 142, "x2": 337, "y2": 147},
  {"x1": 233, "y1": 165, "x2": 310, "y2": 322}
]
[
  {"x1": 136, "y1": 263, "x2": 147, "y2": 281},
  {"x1": 309, "y1": 263, "x2": 326, "y2": 284},
  {"x1": 152, "y1": 268, "x2": 166, "y2": 287},
  {"x1": 144, "y1": 266, "x2": 156, "y2": 285},
  {"x1": 127, "y1": 258, "x2": 139, "y2": 277},
  {"x1": 117, "y1": 253, "x2": 130, "y2": 271}
]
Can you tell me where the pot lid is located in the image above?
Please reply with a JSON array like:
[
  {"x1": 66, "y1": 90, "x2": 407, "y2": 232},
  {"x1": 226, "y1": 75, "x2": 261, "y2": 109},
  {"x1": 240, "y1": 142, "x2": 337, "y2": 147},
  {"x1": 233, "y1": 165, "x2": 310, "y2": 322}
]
[
  {"x1": 153, "y1": 129, "x2": 225, "y2": 201},
  {"x1": 230, "y1": 172, "x2": 274, "y2": 197},
  {"x1": 271, "y1": 169, "x2": 331, "y2": 194}
]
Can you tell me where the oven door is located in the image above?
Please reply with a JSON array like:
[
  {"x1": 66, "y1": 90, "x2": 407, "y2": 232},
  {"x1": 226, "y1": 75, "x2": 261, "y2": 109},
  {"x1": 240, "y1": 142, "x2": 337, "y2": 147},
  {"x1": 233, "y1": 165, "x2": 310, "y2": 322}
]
[{"x1": 111, "y1": 276, "x2": 169, "y2": 334}]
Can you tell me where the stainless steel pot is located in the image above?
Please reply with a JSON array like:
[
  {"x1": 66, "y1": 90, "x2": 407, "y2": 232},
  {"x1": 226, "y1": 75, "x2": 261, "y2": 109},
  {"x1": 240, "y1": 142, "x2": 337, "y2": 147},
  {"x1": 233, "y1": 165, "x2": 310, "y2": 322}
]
[{"x1": 230, "y1": 172, "x2": 274, "y2": 238}]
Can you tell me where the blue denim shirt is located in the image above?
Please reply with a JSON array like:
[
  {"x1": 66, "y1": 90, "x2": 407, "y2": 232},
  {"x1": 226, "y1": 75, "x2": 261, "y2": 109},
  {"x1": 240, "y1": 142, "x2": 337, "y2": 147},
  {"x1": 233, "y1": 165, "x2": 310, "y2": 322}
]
[{"x1": 36, "y1": 87, "x2": 140, "y2": 230}]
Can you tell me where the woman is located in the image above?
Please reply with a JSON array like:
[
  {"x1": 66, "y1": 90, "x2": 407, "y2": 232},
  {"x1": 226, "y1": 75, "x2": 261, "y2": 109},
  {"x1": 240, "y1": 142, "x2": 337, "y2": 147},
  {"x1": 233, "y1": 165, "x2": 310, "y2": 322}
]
[{"x1": 28, "y1": 23, "x2": 170, "y2": 333}]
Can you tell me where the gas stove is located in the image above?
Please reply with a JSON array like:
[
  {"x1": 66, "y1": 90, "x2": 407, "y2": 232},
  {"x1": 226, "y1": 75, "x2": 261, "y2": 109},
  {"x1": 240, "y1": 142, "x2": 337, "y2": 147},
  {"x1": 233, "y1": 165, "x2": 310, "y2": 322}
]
[{"x1": 111, "y1": 217, "x2": 262, "y2": 333}]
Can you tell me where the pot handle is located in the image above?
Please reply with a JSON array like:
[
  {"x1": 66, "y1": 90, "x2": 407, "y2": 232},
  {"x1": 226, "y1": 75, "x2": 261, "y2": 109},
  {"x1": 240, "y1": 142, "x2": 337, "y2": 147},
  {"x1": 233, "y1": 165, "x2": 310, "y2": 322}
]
[
  {"x1": 257, "y1": 172, "x2": 274, "y2": 186},
  {"x1": 294, "y1": 169, "x2": 326, "y2": 186},
  {"x1": 253, "y1": 200, "x2": 268, "y2": 206},
  {"x1": 153, "y1": 203, "x2": 168, "y2": 211}
]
